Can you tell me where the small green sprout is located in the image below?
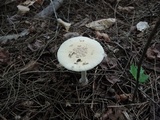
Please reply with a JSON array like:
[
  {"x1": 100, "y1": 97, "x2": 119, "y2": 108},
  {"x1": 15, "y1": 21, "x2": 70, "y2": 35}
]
[{"x1": 129, "y1": 64, "x2": 149, "y2": 83}]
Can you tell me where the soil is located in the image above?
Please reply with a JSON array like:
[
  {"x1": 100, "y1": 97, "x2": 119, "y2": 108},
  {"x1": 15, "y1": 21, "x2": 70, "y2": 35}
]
[{"x1": 0, "y1": 0, "x2": 160, "y2": 120}]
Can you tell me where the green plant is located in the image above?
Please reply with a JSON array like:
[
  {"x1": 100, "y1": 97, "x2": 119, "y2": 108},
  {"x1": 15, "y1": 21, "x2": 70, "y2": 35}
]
[{"x1": 129, "y1": 64, "x2": 149, "y2": 83}]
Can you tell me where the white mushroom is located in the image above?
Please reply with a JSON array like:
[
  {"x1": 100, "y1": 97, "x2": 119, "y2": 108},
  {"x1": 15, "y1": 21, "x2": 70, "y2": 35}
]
[
  {"x1": 136, "y1": 21, "x2": 149, "y2": 32},
  {"x1": 57, "y1": 36, "x2": 105, "y2": 85},
  {"x1": 17, "y1": 5, "x2": 30, "y2": 15},
  {"x1": 57, "y1": 18, "x2": 71, "y2": 32}
]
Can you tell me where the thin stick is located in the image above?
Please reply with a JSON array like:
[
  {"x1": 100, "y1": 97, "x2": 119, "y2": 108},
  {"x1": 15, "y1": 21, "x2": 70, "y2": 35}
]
[
  {"x1": 132, "y1": 16, "x2": 160, "y2": 102},
  {"x1": 91, "y1": 67, "x2": 98, "y2": 109}
]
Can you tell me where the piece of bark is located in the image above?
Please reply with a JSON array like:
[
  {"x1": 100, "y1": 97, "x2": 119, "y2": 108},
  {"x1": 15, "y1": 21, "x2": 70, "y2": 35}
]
[{"x1": 34, "y1": 0, "x2": 64, "y2": 18}]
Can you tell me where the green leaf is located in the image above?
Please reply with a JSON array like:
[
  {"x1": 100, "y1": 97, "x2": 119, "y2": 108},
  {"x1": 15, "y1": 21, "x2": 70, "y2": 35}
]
[
  {"x1": 139, "y1": 74, "x2": 149, "y2": 83},
  {"x1": 140, "y1": 67, "x2": 144, "y2": 74},
  {"x1": 129, "y1": 64, "x2": 137, "y2": 80},
  {"x1": 129, "y1": 64, "x2": 149, "y2": 83}
]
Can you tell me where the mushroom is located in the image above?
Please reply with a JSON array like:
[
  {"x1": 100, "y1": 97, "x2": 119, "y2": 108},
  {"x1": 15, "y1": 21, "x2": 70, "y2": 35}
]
[
  {"x1": 57, "y1": 18, "x2": 71, "y2": 32},
  {"x1": 17, "y1": 5, "x2": 30, "y2": 15},
  {"x1": 57, "y1": 36, "x2": 105, "y2": 85}
]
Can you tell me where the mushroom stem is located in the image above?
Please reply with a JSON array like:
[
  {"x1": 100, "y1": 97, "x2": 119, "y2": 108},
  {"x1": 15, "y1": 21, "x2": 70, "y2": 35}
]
[
  {"x1": 57, "y1": 18, "x2": 71, "y2": 32},
  {"x1": 79, "y1": 71, "x2": 88, "y2": 85}
]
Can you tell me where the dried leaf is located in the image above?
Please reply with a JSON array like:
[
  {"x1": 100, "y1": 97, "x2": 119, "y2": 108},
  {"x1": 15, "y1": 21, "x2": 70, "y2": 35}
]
[
  {"x1": 146, "y1": 43, "x2": 160, "y2": 60},
  {"x1": 100, "y1": 56, "x2": 108, "y2": 70},
  {"x1": 101, "y1": 109, "x2": 113, "y2": 120},
  {"x1": 41, "y1": 21, "x2": 47, "y2": 28},
  {"x1": 107, "y1": 44, "x2": 119, "y2": 53},
  {"x1": 63, "y1": 32, "x2": 79, "y2": 40},
  {"x1": 28, "y1": 40, "x2": 44, "y2": 51},
  {"x1": 105, "y1": 74, "x2": 120, "y2": 84},
  {"x1": 153, "y1": 44, "x2": 160, "y2": 59},
  {"x1": 95, "y1": 31, "x2": 110, "y2": 42},
  {"x1": 20, "y1": 60, "x2": 38, "y2": 72},
  {"x1": 114, "y1": 94, "x2": 133, "y2": 102},
  {"x1": 36, "y1": 0, "x2": 44, "y2": 5},
  {"x1": 86, "y1": 18, "x2": 116, "y2": 30},
  {"x1": 102, "y1": 107, "x2": 127, "y2": 120},
  {"x1": 0, "y1": 47, "x2": 10, "y2": 65},
  {"x1": 94, "y1": 112, "x2": 101, "y2": 118},
  {"x1": 146, "y1": 47, "x2": 156, "y2": 59},
  {"x1": 50, "y1": 45, "x2": 58, "y2": 54},
  {"x1": 100, "y1": 56, "x2": 117, "y2": 70},
  {"x1": 118, "y1": 6, "x2": 134, "y2": 13}
]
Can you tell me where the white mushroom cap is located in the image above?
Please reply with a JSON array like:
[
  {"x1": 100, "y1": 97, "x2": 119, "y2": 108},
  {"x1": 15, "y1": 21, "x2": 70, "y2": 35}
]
[
  {"x1": 57, "y1": 36, "x2": 105, "y2": 72},
  {"x1": 17, "y1": 5, "x2": 30, "y2": 14}
]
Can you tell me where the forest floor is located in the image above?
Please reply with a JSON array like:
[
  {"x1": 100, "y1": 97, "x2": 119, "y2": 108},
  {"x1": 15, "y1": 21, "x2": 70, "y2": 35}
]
[{"x1": 0, "y1": 0, "x2": 160, "y2": 120}]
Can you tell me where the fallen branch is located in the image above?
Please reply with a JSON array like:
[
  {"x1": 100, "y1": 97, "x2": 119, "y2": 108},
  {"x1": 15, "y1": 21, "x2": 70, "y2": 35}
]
[
  {"x1": 0, "y1": 29, "x2": 29, "y2": 44},
  {"x1": 34, "y1": 0, "x2": 64, "y2": 19}
]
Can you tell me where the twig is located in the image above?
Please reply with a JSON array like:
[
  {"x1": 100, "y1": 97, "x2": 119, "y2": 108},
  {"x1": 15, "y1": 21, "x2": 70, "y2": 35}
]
[
  {"x1": 132, "y1": 16, "x2": 160, "y2": 102},
  {"x1": 91, "y1": 67, "x2": 98, "y2": 109},
  {"x1": 0, "y1": 114, "x2": 7, "y2": 120},
  {"x1": 34, "y1": 0, "x2": 64, "y2": 18},
  {"x1": 0, "y1": 0, "x2": 16, "y2": 7},
  {"x1": 0, "y1": 29, "x2": 29, "y2": 43},
  {"x1": 145, "y1": 0, "x2": 153, "y2": 21}
]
